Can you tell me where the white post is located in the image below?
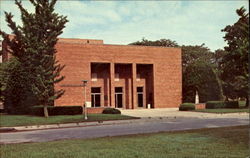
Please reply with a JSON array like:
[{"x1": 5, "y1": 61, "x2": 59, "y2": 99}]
[
  {"x1": 195, "y1": 90, "x2": 199, "y2": 104},
  {"x1": 147, "y1": 104, "x2": 151, "y2": 109}
]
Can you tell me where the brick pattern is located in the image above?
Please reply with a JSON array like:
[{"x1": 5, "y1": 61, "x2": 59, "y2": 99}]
[
  {"x1": 195, "y1": 103, "x2": 206, "y2": 109},
  {"x1": 54, "y1": 39, "x2": 182, "y2": 109}
]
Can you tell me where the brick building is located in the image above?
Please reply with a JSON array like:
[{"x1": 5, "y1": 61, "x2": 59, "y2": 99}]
[{"x1": 2, "y1": 37, "x2": 182, "y2": 109}]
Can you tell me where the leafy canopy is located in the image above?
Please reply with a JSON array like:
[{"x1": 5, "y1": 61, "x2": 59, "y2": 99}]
[{"x1": 0, "y1": 0, "x2": 68, "y2": 115}]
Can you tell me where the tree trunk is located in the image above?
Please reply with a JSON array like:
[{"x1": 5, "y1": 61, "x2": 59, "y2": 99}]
[
  {"x1": 44, "y1": 105, "x2": 49, "y2": 118},
  {"x1": 245, "y1": 96, "x2": 249, "y2": 107}
]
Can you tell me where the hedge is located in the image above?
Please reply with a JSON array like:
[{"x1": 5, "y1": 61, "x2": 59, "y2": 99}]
[
  {"x1": 29, "y1": 106, "x2": 83, "y2": 116},
  {"x1": 179, "y1": 103, "x2": 195, "y2": 111},
  {"x1": 102, "y1": 108, "x2": 121, "y2": 114},
  {"x1": 225, "y1": 101, "x2": 239, "y2": 108},
  {"x1": 206, "y1": 101, "x2": 239, "y2": 109},
  {"x1": 206, "y1": 101, "x2": 225, "y2": 109}
]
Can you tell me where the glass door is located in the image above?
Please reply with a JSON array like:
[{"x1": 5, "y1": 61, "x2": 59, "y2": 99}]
[{"x1": 115, "y1": 87, "x2": 123, "y2": 108}]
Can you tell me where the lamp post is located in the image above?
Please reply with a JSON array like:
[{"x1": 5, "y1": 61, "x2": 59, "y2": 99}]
[{"x1": 82, "y1": 80, "x2": 88, "y2": 120}]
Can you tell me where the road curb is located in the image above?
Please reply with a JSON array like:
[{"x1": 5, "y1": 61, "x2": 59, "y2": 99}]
[{"x1": 0, "y1": 117, "x2": 181, "y2": 133}]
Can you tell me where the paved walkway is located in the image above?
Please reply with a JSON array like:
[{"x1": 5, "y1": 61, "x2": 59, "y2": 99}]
[{"x1": 120, "y1": 108, "x2": 249, "y2": 119}]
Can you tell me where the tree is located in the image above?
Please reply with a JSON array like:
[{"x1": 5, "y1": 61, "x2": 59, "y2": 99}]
[
  {"x1": 181, "y1": 45, "x2": 224, "y2": 102},
  {"x1": 221, "y1": 7, "x2": 249, "y2": 107},
  {"x1": 0, "y1": 58, "x2": 36, "y2": 114},
  {"x1": 0, "y1": 0, "x2": 68, "y2": 117},
  {"x1": 129, "y1": 38, "x2": 179, "y2": 47},
  {"x1": 213, "y1": 49, "x2": 237, "y2": 101},
  {"x1": 181, "y1": 44, "x2": 214, "y2": 72},
  {"x1": 183, "y1": 60, "x2": 224, "y2": 103}
]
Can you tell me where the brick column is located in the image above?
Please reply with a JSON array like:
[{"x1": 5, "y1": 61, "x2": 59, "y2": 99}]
[
  {"x1": 110, "y1": 63, "x2": 115, "y2": 107},
  {"x1": 132, "y1": 63, "x2": 137, "y2": 109}
]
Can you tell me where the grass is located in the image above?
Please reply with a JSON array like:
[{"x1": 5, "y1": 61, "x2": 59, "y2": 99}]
[
  {"x1": 0, "y1": 126, "x2": 249, "y2": 158},
  {"x1": 0, "y1": 114, "x2": 138, "y2": 127},
  {"x1": 195, "y1": 108, "x2": 249, "y2": 113}
]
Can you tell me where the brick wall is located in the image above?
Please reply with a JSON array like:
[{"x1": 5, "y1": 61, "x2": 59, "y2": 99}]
[{"x1": 55, "y1": 40, "x2": 182, "y2": 108}]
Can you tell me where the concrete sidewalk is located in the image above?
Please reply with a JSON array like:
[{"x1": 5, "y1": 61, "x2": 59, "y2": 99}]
[{"x1": 121, "y1": 108, "x2": 249, "y2": 118}]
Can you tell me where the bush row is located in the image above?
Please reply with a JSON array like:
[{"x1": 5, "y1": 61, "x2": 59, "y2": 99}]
[
  {"x1": 179, "y1": 103, "x2": 195, "y2": 111},
  {"x1": 205, "y1": 101, "x2": 239, "y2": 109},
  {"x1": 29, "y1": 106, "x2": 83, "y2": 116},
  {"x1": 6, "y1": 106, "x2": 121, "y2": 116},
  {"x1": 179, "y1": 101, "x2": 239, "y2": 111}
]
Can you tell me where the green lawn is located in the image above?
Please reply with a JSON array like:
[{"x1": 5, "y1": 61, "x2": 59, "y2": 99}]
[
  {"x1": 0, "y1": 126, "x2": 248, "y2": 158},
  {"x1": 195, "y1": 108, "x2": 249, "y2": 113},
  {"x1": 0, "y1": 114, "x2": 138, "y2": 127}
]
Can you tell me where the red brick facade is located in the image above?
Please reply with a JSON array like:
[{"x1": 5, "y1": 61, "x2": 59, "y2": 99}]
[{"x1": 2, "y1": 37, "x2": 182, "y2": 109}]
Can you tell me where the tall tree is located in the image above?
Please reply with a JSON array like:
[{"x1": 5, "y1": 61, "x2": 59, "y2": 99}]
[
  {"x1": 182, "y1": 45, "x2": 223, "y2": 102},
  {"x1": 0, "y1": 0, "x2": 68, "y2": 117},
  {"x1": 221, "y1": 7, "x2": 249, "y2": 107},
  {"x1": 181, "y1": 44, "x2": 214, "y2": 72},
  {"x1": 183, "y1": 60, "x2": 224, "y2": 103}
]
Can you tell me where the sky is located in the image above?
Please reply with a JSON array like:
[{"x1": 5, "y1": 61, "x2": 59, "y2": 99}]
[{"x1": 0, "y1": 0, "x2": 249, "y2": 51}]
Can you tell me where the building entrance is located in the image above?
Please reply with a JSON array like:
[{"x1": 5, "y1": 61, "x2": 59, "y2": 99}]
[
  {"x1": 115, "y1": 87, "x2": 123, "y2": 108},
  {"x1": 91, "y1": 87, "x2": 101, "y2": 107}
]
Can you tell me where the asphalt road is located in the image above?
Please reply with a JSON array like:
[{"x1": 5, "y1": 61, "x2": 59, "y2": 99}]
[{"x1": 0, "y1": 117, "x2": 248, "y2": 144}]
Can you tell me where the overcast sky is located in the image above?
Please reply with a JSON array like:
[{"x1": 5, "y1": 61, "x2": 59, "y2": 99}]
[{"x1": 0, "y1": 0, "x2": 249, "y2": 51}]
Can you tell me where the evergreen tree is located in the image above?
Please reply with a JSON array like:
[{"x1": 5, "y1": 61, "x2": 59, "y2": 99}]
[
  {"x1": 0, "y1": 0, "x2": 68, "y2": 117},
  {"x1": 221, "y1": 7, "x2": 249, "y2": 107}
]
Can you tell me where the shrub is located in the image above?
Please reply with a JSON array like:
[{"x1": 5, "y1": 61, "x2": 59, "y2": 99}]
[
  {"x1": 225, "y1": 101, "x2": 239, "y2": 108},
  {"x1": 7, "y1": 106, "x2": 31, "y2": 115},
  {"x1": 29, "y1": 106, "x2": 83, "y2": 116},
  {"x1": 179, "y1": 103, "x2": 195, "y2": 111},
  {"x1": 102, "y1": 108, "x2": 121, "y2": 114},
  {"x1": 206, "y1": 101, "x2": 225, "y2": 109}
]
